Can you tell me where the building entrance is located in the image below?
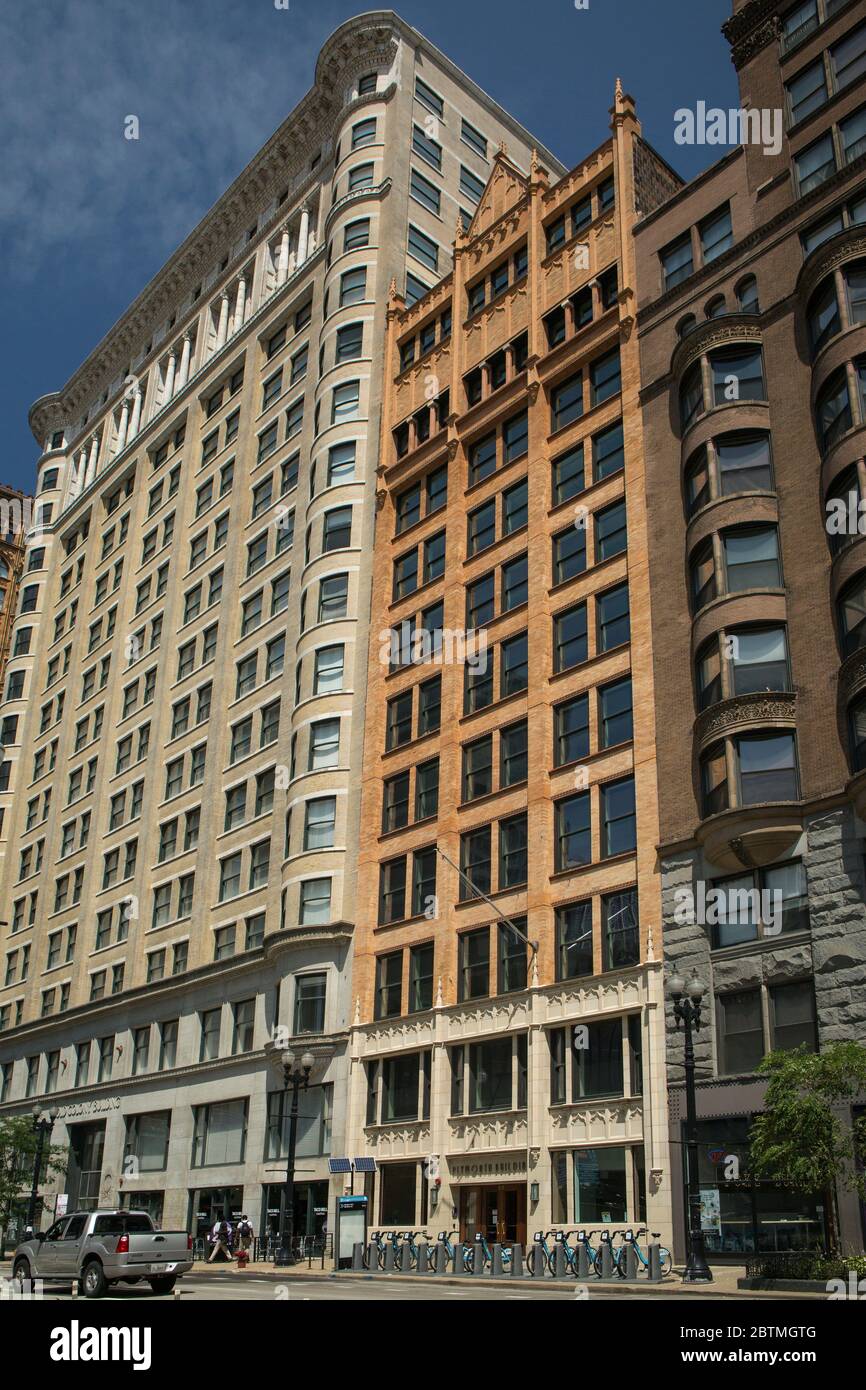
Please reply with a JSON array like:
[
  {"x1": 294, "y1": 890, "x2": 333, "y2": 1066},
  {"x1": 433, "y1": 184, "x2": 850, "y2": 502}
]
[
  {"x1": 67, "y1": 1122, "x2": 106, "y2": 1211},
  {"x1": 459, "y1": 1183, "x2": 526, "y2": 1247}
]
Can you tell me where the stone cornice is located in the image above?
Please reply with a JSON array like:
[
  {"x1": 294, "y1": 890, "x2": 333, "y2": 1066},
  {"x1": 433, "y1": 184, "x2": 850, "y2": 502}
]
[
  {"x1": 722, "y1": 0, "x2": 781, "y2": 71},
  {"x1": 29, "y1": 11, "x2": 568, "y2": 446},
  {"x1": 29, "y1": 16, "x2": 403, "y2": 444}
]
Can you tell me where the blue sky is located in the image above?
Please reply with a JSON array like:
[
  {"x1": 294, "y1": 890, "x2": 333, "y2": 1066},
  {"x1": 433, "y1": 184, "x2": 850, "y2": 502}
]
[{"x1": 1, "y1": 0, "x2": 735, "y2": 491}]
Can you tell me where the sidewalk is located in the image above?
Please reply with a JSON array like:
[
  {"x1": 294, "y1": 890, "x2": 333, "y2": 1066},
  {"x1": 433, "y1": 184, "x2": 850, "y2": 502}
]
[{"x1": 0, "y1": 1256, "x2": 827, "y2": 1297}]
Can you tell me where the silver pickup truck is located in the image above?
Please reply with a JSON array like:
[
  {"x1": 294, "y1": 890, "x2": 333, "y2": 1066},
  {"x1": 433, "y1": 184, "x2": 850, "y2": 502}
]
[{"x1": 13, "y1": 1208, "x2": 193, "y2": 1298}]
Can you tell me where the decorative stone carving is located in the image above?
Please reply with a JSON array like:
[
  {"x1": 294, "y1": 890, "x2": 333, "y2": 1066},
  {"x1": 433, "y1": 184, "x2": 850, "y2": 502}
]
[
  {"x1": 798, "y1": 230, "x2": 866, "y2": 304},
  {"x1": 695, "y1": 690, "x2": 796, "y2": 750},
  {"x1": 723, "y1": 1, "x2": 781, "y2": 72},
  {"x1": 838, "y1": 647, "x2": 866, "y2": 704},
  {"x1": 672, "y1": 316, "x2": 763, "y2": 379}
]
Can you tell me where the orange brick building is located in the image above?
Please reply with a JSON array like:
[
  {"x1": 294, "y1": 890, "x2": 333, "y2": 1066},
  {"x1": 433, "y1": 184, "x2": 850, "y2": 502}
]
[{"x1": 346, "y1": 88, "x2": 681, "y2": 1244}]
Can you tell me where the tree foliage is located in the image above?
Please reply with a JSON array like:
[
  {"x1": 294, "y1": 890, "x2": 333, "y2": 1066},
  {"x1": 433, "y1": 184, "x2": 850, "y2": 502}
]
[
  {"x1": 750, "y1": 1042, "x2": 866, "y2": 1204},
  {"x1": 0, "y1": 1115, "x2": 67, "y2": 1227}
]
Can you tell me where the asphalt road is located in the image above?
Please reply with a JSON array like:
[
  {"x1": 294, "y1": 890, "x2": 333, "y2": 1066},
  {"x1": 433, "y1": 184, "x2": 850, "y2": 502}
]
[{"x1": 25, "y1": 1274, "x2": 752, "y2": 1302}]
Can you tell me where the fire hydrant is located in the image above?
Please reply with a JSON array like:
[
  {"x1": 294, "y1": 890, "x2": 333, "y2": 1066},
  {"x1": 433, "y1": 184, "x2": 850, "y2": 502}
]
[{"x1": 236, "y1": 1248, "x2": 249, "y2": 1270}]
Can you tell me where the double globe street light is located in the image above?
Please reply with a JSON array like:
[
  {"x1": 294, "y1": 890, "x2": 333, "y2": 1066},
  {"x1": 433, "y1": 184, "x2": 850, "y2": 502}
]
[
  {"x1": 667, "y1": 971, "x2": 713, "y2": 1284},
  {"x1": 274, "y1": 1050, "x2": 315, "y2": 1267},
  {"x1": 27, "y1": 1104, "x2": 58, "y2": 1232}
]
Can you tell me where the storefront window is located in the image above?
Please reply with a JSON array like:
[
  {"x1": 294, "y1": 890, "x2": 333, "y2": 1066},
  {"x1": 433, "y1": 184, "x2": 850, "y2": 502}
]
[
  {"x1": 689, "y1": 1119, "x2": 826, "y2": 1256},
  {"x1": 379, "y1": 1162, "x2": 418, "y2": 1225},
  {"x1": 574, "y1": 1146, "x2": 627, "y2": 1223},
  {"x1": 120, "y1": 1190, "x2": 165, "y2": 1226}
]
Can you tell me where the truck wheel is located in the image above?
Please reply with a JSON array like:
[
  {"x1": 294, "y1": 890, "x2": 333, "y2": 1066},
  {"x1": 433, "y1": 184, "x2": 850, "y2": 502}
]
[
  {"x1": 82, "y1": 1260, "x2": 108, "y2": 1299},
  {"x1": 12, "y1": 1257, "x2": 31, "y2": 1291},
  {"x1": 149, "y1": 1275, "x2": 177, "y2": 1295}
]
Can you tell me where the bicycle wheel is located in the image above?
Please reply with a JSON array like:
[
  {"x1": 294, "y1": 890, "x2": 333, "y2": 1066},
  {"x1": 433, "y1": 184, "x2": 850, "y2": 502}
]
[
  {"x1": 525, "y1": 1244, "x2": 540, "y2": 1275},
  {"x1": 462, "y1": 1245, "x2": 474, "y2": 1273},
  {"x1": 660, "y1": 1247, "x2": 673, "y2": 1276}
]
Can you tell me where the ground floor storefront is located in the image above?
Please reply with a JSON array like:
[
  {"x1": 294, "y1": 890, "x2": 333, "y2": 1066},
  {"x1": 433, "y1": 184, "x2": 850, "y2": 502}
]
[
  {"x1": 348, "y1": 963, "x2": 674, "y2": 1248},
  {"x1": 9, "y1": 1043, "x2": 348, "y2": 1247},
  {"x1": 666, "y1": 1087, "x2": 860, "y2": 1262}
]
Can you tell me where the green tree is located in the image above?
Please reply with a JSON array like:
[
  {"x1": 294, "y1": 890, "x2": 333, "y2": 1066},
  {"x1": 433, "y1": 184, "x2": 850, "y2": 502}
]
[
  {"x1": 0, "y1": 1115, "x2": 67, "y2": 1256},
  {"x1": 750, "y1": 1042, "x2": 866, "y2": 1253}
]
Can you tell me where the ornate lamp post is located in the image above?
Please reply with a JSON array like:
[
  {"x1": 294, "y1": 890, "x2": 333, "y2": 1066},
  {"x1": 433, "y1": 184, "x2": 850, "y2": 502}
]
[
  {"x1": 667, "y1": 971, "x2": 713, "y2": 1284},
  {"x1": 27, "y1": 1105, "x2": 58, "y2": 1231},
  {"x1": 274, "y1": 1050, "x2": 315, "y2": 1267}
]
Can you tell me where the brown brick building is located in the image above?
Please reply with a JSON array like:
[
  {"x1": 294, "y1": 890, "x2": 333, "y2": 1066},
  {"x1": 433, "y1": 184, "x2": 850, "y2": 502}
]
[
  {"x1": 634, "y1": 0, "x2": 866, "y2": 1259},
  {"x1": 346, "y1": 89, "x2": 683, "y2": 1245}
]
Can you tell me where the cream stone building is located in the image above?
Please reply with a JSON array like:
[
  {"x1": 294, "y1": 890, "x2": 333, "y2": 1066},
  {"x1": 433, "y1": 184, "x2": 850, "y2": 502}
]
[{"x1": 0, "y1": 12, "x2": 562, "y2": 1246}]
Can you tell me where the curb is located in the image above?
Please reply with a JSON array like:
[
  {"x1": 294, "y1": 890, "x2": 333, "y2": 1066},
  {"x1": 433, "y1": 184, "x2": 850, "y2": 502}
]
[{"x1": 182, "y1": 1265, "x2": 817, "y2": 1297}]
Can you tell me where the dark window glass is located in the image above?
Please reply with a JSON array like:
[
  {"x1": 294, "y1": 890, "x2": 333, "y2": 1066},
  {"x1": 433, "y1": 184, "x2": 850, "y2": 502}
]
[
  {"x1": 557, "y1": 902, "x2": 593, "y2": 980},
  {"x1": 556, "y1": 791, "x2": 591, "y2": 870}
]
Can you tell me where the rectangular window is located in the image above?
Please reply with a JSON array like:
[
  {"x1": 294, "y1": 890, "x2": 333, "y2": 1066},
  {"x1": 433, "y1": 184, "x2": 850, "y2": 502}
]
[
  {"x1": 661, "y1": 232, "x2": 693, "y2": 289},
  {"x1": 557, "y1": 901, "x2": 593, "y2": 980},
  {"x1": 461, "y1": 118, "x2": 487, "y2": 159},
  {"x1": 459, "y1": 928, "x2": 490, "y2": 1001},
  {"x1": 409, "y1": 942, "x2": 434, "y2": 1013},
  {"x1": 796, "y1": 130, "x2": 836, "y2": 193},
  {"x1": 294, "y1": 973, "x2": 327, "y2": 1034},
  {"x1": 556, "y1": 791, "x2": 591, "y2": 870},
  {"x1": 590, "y1": 348, "x2": 621, "y2": 406},
  {"x1": 717, "y1": 989, "x2": 764, "y2": 1075},
  {"x1": 460, "y1": 826, "x2": 491, "y2": 900},
  {"x1": 597, "y1": 582, "x2": 630, "y2": 651},
  {"x1": 552, "y1": 443, "x2": 585, "y2": 505},
  {"x1": 412, "y1": 124, "x2": 442, "y2": 171},
  {"x1": 551, "y1": 373, "x2": 583, "y2": 432},
  {"x1": 410, "y1": 166, "x2": 441, "y2": 214},
  {"x1": 375, "y1": 951, "x2": 403, "y2": 1020},
  {"x1": 498, "y1": 920, "x2": 527, "y2": 993},
  {"x1": 699, "y1": 204, "x2": 733, "y2": 264},
  {"x1": 554, "y1": 602, "x2": 587, "y2": 671}
]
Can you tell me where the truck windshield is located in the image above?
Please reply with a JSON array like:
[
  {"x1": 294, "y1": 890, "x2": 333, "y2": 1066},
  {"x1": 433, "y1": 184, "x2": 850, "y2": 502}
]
[{"x1": 91, "y1": 1214, "x2": 155, "y2": 1236}]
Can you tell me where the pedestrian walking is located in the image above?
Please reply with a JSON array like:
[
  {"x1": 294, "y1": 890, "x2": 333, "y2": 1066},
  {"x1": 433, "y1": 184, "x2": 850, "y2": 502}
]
[{"x1": 208, "y1": 1217, "x2": 234, "y2": 1262}]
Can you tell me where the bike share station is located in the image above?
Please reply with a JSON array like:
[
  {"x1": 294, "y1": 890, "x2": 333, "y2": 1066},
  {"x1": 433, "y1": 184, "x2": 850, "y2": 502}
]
[{"x1": 347, "y1": 1227, "x2": 671, "y2": 1283}]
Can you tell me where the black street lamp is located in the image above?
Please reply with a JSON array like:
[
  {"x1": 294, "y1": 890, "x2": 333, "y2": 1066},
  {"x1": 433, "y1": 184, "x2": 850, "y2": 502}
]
[
  {"x1": 274, "y1": 1050, "x2": 315, "y2": 1267},
  {"x1": 668, "y1": 971, "x2": 713, "y2": 1284},
  {"x1": 27, "y1": 1105, "x2": 57, "y2": 1232}
]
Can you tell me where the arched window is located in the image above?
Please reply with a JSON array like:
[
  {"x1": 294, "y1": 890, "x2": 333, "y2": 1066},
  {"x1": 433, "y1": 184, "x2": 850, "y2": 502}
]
[{"x1": 705, "y1": 295, "x2": 727, "y2": 319}]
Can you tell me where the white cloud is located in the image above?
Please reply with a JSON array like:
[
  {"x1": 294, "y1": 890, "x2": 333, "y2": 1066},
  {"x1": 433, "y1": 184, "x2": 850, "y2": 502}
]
[{"x1": 0, "y1": 0, "x2": 323, "y2": 279}]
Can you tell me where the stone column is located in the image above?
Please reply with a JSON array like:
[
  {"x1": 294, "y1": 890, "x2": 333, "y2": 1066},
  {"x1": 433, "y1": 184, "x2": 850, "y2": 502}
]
[
  {"x1": 85, "y1": 435, "x2": 100, "y2": 487},
  {"x1": 115, "y1": 401, "x2": 129, "y2": 456},
  {"x1": 164, "y1": 350, "x2": 177, "y2": 403},
  {"x1": 234, "y1": 275, "x2": 247, "y2": 334},
  {"x1": 216, "y1": 291, "x2": 230, "y2": 350},
  {"x1": 276, "y1": 224, "x2": 291, "y2": 286},
  {"x1": 297, "y1": 205, "x2": 310, "y2": 266},
  {"x1": 128, "y1": 388, "x2": 142, "y2": 441},
  {"x1": 178, "y1": 332, "x2": 192, "y2": 389}
]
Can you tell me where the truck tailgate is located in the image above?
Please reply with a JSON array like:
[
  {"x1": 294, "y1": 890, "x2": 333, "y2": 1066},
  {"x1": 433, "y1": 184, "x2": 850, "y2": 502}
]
[{"x1": 125, "y1": 1232, "x2": 190, "y2": 1265}]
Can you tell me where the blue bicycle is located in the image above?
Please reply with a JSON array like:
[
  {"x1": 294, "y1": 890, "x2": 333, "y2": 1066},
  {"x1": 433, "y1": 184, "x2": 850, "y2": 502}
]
[
  {"x1": 611, "y1": 1227, "x2": 673, "y2": 1277},
  {"x1": 468, "y1": 1231, "x2": 513, "y2": 1273}
]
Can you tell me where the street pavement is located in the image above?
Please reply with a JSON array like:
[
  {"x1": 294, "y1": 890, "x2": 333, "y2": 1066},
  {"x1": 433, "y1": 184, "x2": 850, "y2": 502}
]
[{"x1": 0, "y1": 1257, "x2": 821, "y2": 1301}]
